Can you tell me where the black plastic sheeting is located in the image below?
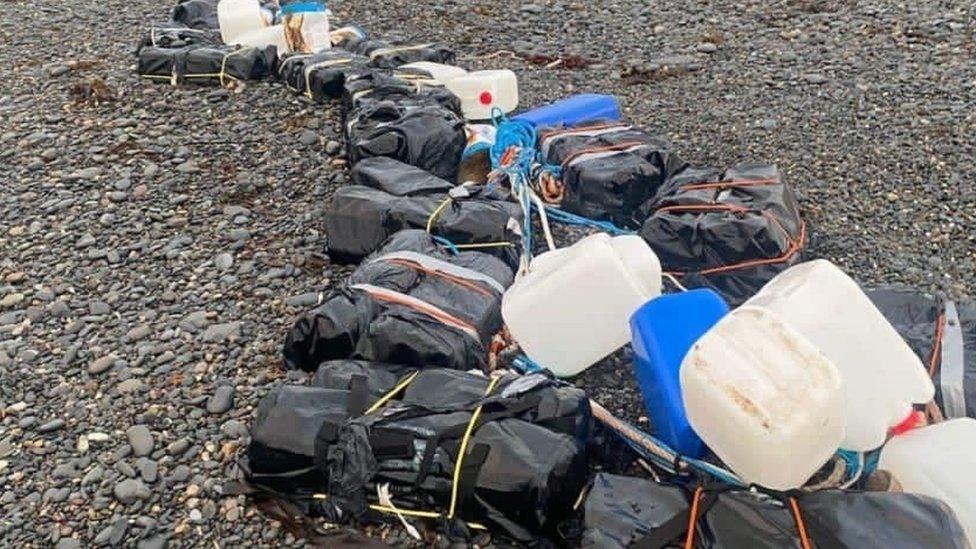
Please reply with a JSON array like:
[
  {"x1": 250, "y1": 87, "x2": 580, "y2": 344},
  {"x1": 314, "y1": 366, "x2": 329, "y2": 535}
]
[
  {"x1": 138, "y1": 44, "x2": 278, "y2": 86},
  {"x1": 639, "y1": 163, "x2": 805, "y2": 305},
  {"x1": 277, "y1": 49, "x2": 371, "y2": 102},
  {"x1": 284, "y1": 230, "x2": 514, "y2": 372},
  {"x1": 138, "y1": 27, "x2": 221, "y2": 50},
  {"x1": 537, "y1": 122, "x2": 688, "y2": 228},
  {"x1": 579, "y1": 473, "x2": 687, "y2": 549},
  {"x1": 171, "y1": 0, "x2": 220, "y2": 30},
  {"x1": 698, "y1": 490, "x2": 969, "y2": 549},
  {"x1": 345, "y1": 100, "x2": 466, "y2": 181},
  {"x1": 577, "y1": 478, "x2": 969, "y2": 549},
  {"x1": 343, "y1": 38, "x2": 456, "y2": 69},
  {"x1": 247, "y1": 365, "x2": 591, "y2": 543},
  {"x1": 341, "y1": 70, "x2": 462, "y2": 114},
  {"x1": 868, "y1": 287, "x2": 976, "y2": 420},
  {"x1": 324, "y1": 159, "x2": 521, "y2": 266}
]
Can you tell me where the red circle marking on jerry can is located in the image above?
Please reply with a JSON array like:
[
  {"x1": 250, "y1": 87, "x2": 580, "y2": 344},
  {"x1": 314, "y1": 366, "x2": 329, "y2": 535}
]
[{"x1": 478, "y1": 91, "x2": 493, "y2": 105}]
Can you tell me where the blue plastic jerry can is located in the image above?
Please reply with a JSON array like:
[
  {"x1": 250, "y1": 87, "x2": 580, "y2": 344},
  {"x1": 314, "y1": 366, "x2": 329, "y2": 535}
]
[
  {"x1": 512, "y1": 93, "x2": 620, "y2": 128},
  {"x1": 629, "y1": 289, "x2": 729, "y2": 458}
]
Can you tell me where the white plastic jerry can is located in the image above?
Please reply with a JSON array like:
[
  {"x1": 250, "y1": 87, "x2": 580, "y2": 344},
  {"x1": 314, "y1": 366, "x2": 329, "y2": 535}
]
[
  {"x1": 502, "y1": 233, "x2": 662, "y2": 378},
  {"x1": 445, "y1": 70, "x2": 519, "y2": 120},
  {"x1": 743, "y1": 259, "x2": 934, "y2": 451},
  {"x1": 398, "y1": 62, "x2": 469, "y2": 85},
  {"x1": 217, "y1": 0, "x2": 268, "y2": 45},
  {"x1": 879, "y1": 418, "x2": 976, "y2": 544},
  {"x1": 233, "y1": 24, "x2": 288, "y2": 53},
  {"x1": 680, "y1": 306, "x2": 846, "y2": 490}
]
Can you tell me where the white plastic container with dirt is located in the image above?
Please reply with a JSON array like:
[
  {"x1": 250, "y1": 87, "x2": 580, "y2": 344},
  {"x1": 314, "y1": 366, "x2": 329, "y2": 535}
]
[
  {"x1": 680, "y1": 306, "x2": 846, "y2": 490},
  {"x1": 445, "y1": 70, "x2": 519, "y2": 120},
  {"x1": 502, "y1": 233, "x2": 662, "y2": 378},
  {"x1": 743, "y1": 259, "x2": 934, "y2": 451},
  {"x1": 398, "y1": 62, "x2": 469, "y2": 85},
  {"x1": 395, "y1": 65, "x2": 520, "y2": 120},
  {"x1": 233, "y1": 24, "x2": 288, "y2": 52},
  {"x1": 217, "y1": 0, "x2": 272, "y2": 45},
  {"x1": 879, "y1": 418, "x2": 976, "y2": 544},
  {"x1": 281, "y1": 2, "x2": 332, "y2": 54}
]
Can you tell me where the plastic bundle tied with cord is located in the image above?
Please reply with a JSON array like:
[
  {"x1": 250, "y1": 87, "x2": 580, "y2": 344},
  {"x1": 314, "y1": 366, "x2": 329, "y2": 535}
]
[{"x1": 488, "y1": 112, "x2": 636, "y2": 269}]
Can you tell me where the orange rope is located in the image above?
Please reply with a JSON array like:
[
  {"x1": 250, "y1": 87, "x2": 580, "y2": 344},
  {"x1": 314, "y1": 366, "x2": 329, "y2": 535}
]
[
  {"x1": 682, "y1": 486, "x2": 704, "y2": 549},
  {"x1": 788, "y1": 497, "x2": 813, "y2": 549},
  {"x1": 656, "y1": 204, "x2": 806, "y2": 277},
  {"x1": 679, "y1": 178, "x2": 781, "y2": 191},
  {"x1": 382, "y1": 258, "x2": 493, "y2": 297},
  {"x1": 560, "y1": 141, "x2": 648, "y2": 168},
  {"x1": 359, "y1": 288, "x2": 478, "y2": 338},
  {"x1": 928, "y1": 311, "x2": 945, "y2": 376}
]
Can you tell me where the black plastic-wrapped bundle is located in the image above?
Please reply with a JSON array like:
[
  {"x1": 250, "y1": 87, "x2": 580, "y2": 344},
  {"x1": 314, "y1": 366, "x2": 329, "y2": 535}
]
[
  {"x1": 868, "y1": 288, "x2": 976, "y2": 420},
  {"x1": 325, "y1": 159, "x2": 521, "y2": 266},
  {"x1": 345, "y1": 100, "x2": 466, "y2": 181},
  {"x1": 697, "y1": 490, "x2": 969, "y2": 549},
  {"x1": 579, "y1": 473, "x2": 688, "y2": 549},
  {"x1": 171, "y1": 0, "x2": 220, "y2": 30},
  {"x1": 277, "y1": 49, "x2": 371, "y2": 101},
  {"x1": 344, "y1": 38, "x2": 456, "y2": 69},
  {"x1": 535, "y1": 121, "x2": 687, "y2": 229},
  {"x1": 246, "y1": 366, "x2": 591, "y2": 543},
  {"x1": 639, "y1": 163, "x2": 805, "y2": 305},
  {"x1": 284, "y1": 230, "x2": 514, "y2": 372},
  {"x1": 577, "y1": 479, "x2": 969, "y2": 549},
  {"x1": 138, "y1": 45, "x2": 278, "y2": 86},
  {"x1": 138, "y1": 27, "x2": 221, "y2": 51},
  {"x1": 341, "y1": 70, "x2": 462, "y2": 114}
]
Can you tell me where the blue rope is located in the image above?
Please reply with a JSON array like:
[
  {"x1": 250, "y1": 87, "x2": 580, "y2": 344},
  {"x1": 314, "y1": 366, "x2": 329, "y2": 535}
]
[
  {"x1": 430, "y1": 235, "x2": 460, "y2": 255},
  {"x1": 538, "y1": 205, "x2": 636, "y2": 236}
]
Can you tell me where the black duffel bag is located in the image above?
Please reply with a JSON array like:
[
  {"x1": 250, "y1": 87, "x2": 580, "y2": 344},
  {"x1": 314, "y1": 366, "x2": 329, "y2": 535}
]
[
  {"x1": 277, "y1": 49, "x2": 371, "y2": 102},
  {"x1": 639, "y1": 163, "x2": 806, "y2": 304},
  {"x1": 284, "y1": 230, "x2": 514, "y2": 372},
  {"x1": 345, "y1": 100, "x2": 466, "y2": 181},
  {"x1": 536, "y1": 121, "x2": 687, "y2": 228},
  {"x1": 246, "y1": 366, "x2": 591, "y2": 543},
  {"x1": 325, "y1": 159, "x2": 521, "y2": 266},
  {"x1": 576, "y1": 476, "x2": 970, "y2": 549}
]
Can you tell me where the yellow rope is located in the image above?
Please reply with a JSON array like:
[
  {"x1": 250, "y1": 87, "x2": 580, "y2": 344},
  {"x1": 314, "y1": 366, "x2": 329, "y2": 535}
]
[
  {"x1": 453, "y1": 242, "x2": 516, "y2": 250},
  {"x1": 425, "y1": 197, "x2": 453, "y2": 233},
  {"x1": 363, "y1": 371, "x2": 420, "y2": 415},
  {"x1": 448, "y1": 376, "x2": 500, "y2": 518},
  {"x1": 317, "y1": 373, "x2": 501, "y2": 531},
  {"x1": 367, "y1": 505, "x2": 487, "y2": 530}
]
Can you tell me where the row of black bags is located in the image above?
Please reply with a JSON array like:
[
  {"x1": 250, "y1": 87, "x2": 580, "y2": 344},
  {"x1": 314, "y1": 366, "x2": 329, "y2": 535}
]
[
  {"x1": 578, "y1": 473, "x2": 969, "y2": 549},
  {"x1": 536, "y1": 121, "x2": 806, "y2": 304}
]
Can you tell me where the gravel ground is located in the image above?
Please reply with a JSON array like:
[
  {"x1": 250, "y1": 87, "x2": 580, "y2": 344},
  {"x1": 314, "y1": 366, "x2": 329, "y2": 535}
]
[{"x1": 1, "y1": 0, "x2": 974, "y2": 547}]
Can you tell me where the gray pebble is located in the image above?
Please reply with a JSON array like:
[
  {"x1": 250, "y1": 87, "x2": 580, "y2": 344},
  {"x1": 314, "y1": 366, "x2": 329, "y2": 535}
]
[
  {"x1": 126, "y1": 425, "x2": 154, "y2": 457},
  {"x1": 113, "y1": 479, "x2": 151, "y2": 504},
  {"x1": 206, "y1": 385, "x2": 234, "y2": 414}
]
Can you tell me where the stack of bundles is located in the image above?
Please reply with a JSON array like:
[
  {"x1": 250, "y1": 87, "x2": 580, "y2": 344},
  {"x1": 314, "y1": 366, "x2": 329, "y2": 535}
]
[
  {"x1": 277, "y1": 49, "x2": 371, "y2": 101},
  {"x1": 138, "y1": 43, "x2": 278, "y2": 86},
  {"x1": 869, "y1": 288, "x2": 976, "y2": 419},
  {"x1": 325, "y1": 158, "x2": 521, "y2": 265},
  {"x1": 639, "y1": 163, "x2": 805, "y2": 304},
  {"x1": 341, "y1": 70, "x2": 463, "y2": 114},
  {"x1": 578, "y1": 474, "x2": 969, "y2": 548},
  {"x1": 246, "y1": 364, "x2": 592, "y2": 543},
  {"x1": 343, "y1": 38, "x2": 455, "y2": 69},
  {"x1": 344, "y1": 99, "x2": 466, "y2": 181},
  {"x1": 535, "y1": 121, "x2": 687, "y2": 229},
  {"x1": 284, "y1": 229, "x2": 514, "y2": 372},
  {"x1": 171, "y1": 0, "x2": 220, "y2": 30},
  {"x1": 139, "y1": 27, "x2": 221, "y2": 50}
]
